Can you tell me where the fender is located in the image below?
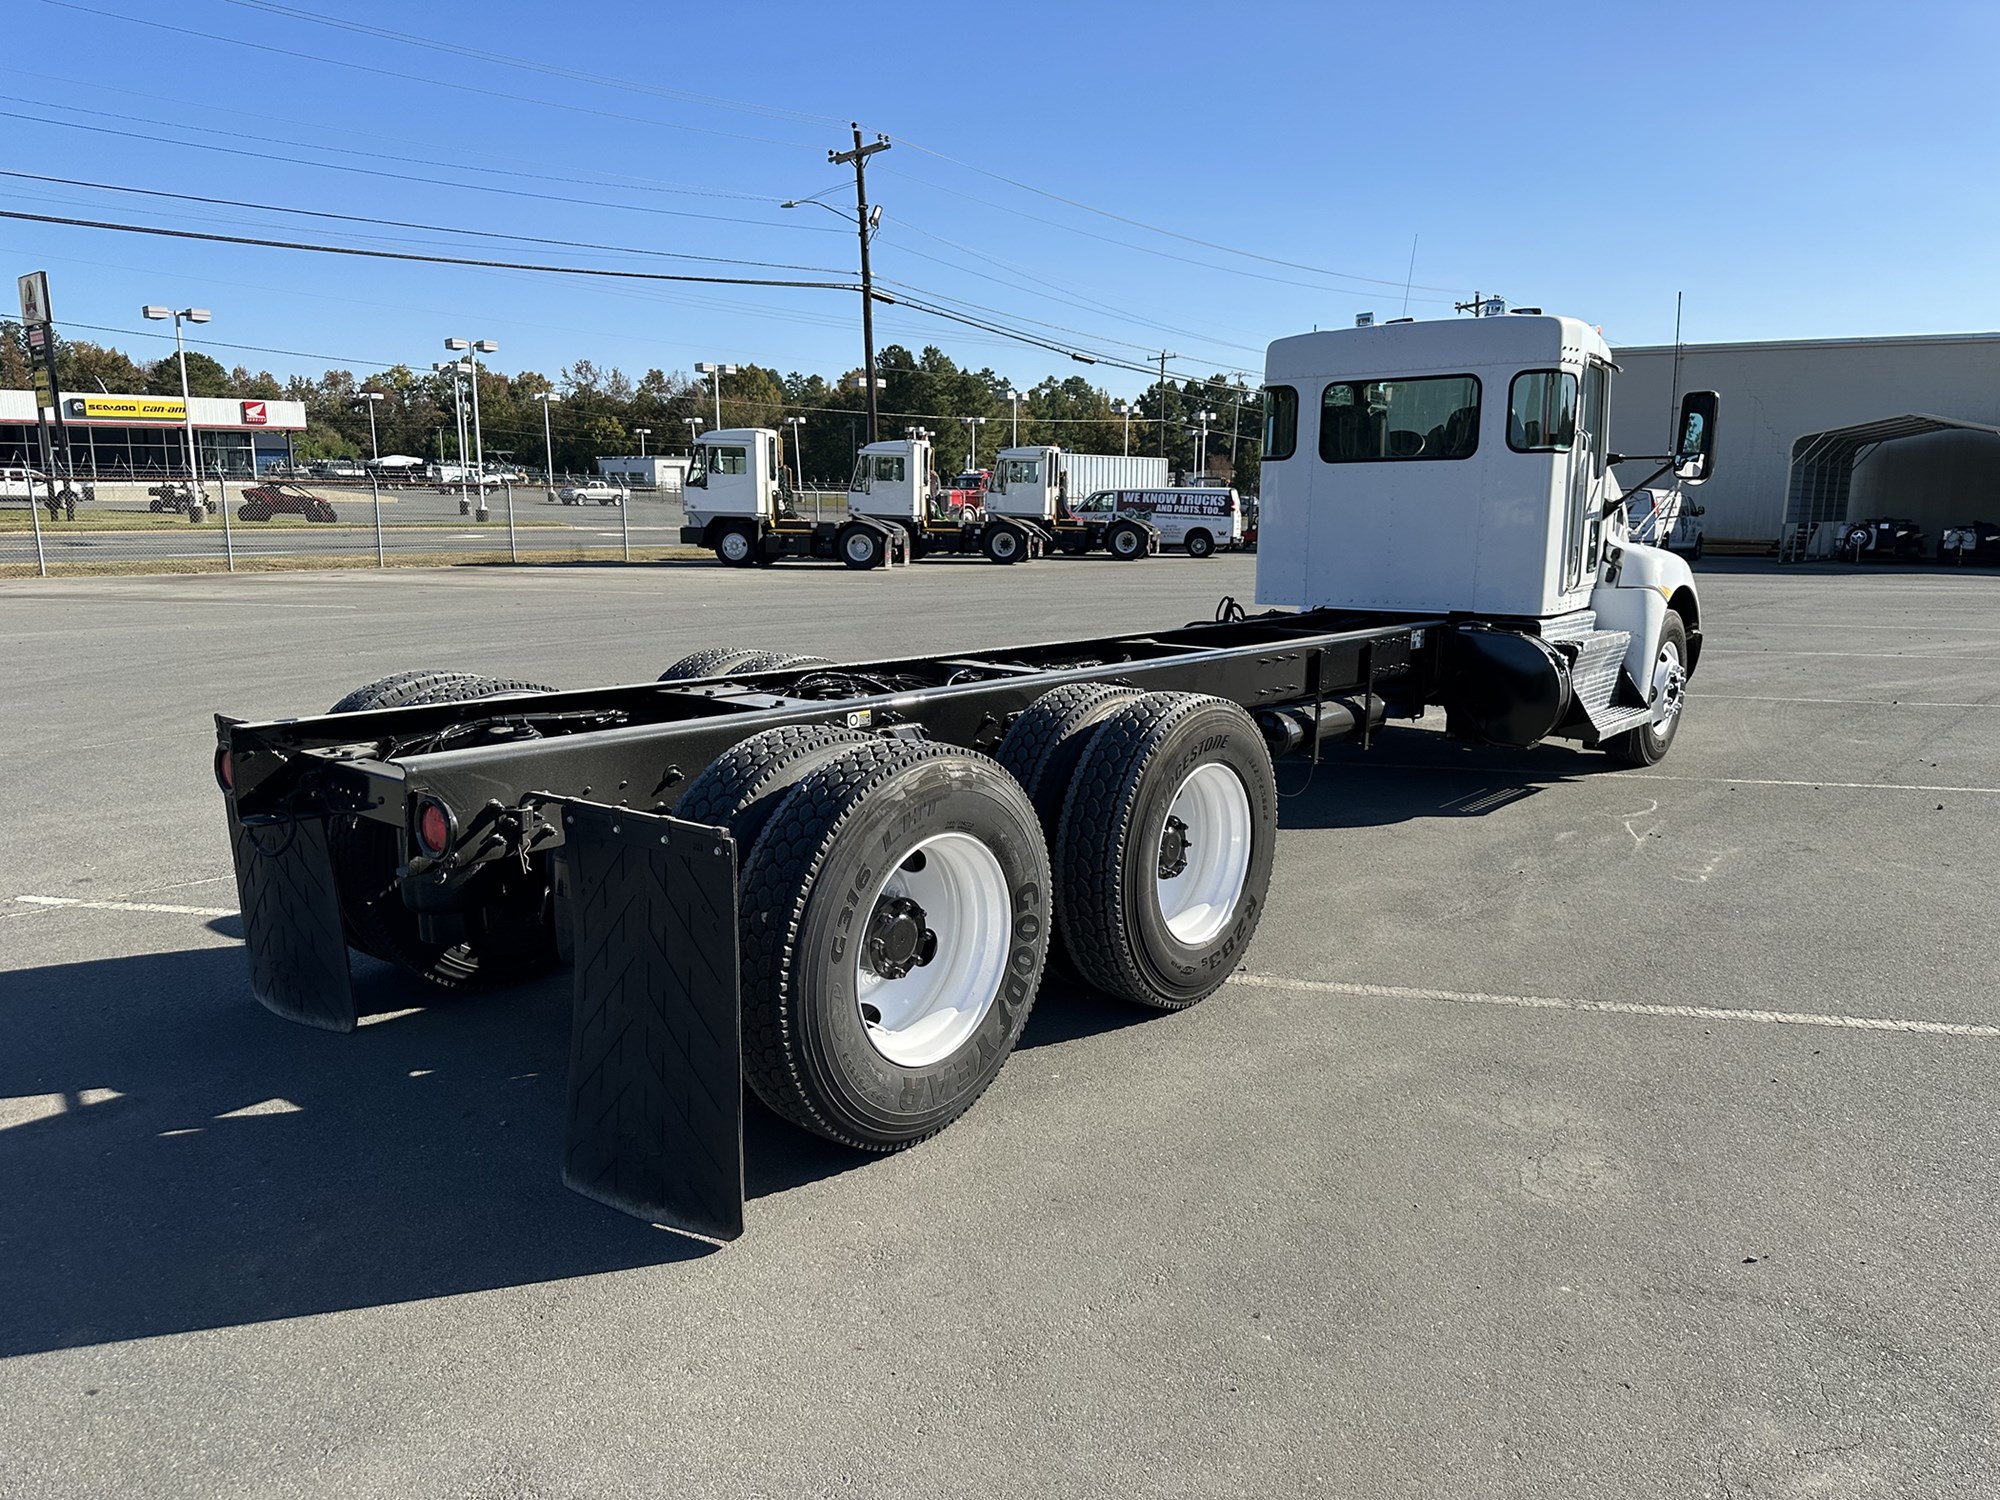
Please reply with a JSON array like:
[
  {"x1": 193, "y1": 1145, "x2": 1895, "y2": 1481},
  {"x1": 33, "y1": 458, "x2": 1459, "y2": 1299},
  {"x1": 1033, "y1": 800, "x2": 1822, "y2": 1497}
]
[{"x1": 1591, "y1": 541, "x2": 1698, "y2": 691}]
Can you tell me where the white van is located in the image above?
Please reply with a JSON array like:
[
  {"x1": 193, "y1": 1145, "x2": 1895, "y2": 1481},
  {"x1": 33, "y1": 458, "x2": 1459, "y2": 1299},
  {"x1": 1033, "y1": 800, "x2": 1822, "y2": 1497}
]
[{"x1": 1069, "y1": 487, "x2": 1245, "y2": 556}]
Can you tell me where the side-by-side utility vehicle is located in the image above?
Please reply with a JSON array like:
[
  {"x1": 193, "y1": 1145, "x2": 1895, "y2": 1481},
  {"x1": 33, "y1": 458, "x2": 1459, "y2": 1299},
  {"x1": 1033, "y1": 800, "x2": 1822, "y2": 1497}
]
[{"x1": 216, "y1": 312, "x2": 1715, "y2": 1241}]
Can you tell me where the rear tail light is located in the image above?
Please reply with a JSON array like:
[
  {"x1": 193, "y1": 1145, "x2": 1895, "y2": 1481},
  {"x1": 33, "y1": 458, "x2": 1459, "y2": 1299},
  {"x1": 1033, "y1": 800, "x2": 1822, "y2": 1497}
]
[
  {"x1": 415, "y1": 797, "x2": 454, "y2": 857},
  {"x1": 215, "y1": 748, "x2": 235, "y2": 792}
]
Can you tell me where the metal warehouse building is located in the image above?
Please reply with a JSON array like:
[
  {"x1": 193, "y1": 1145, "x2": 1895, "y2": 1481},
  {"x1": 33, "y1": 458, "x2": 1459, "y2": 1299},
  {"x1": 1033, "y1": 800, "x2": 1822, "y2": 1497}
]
[
  {"x1": 0, "y1": 391, "x2": 307, "y2": 476},
  {"x1": 1609, "y1": 331, "x2": 2000, "y2": 551}
]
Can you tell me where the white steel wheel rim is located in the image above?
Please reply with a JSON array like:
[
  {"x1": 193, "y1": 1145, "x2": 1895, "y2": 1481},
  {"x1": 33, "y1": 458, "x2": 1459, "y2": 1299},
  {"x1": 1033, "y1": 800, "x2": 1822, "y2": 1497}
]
[
  {"x1": 992, "y1": 531, "x2": 1018, "y2": 559},
  {"x1": 1155, "y1": 762, "x2": 1252, "y2": 945},
  {"x1": 845, "y1": 531, "x2": 876, "y2": 563},
  {"x1": 1651, "y1": 640, "x2": 1687, "y2": 732},
  {"x1": 1114, "y1": 530, "x2": 1139, "y2": 556},
  {"x1": 720, "y1": 531, "x2": 751, "y2": 561},
  {"x1": 856, "y1": 832, "x2": 1011, "y2": 1069}
]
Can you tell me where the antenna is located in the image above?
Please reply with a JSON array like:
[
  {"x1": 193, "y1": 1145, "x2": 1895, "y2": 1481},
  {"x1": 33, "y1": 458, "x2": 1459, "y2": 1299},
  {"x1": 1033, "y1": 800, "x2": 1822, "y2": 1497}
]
[{"x1": 1400, "y1": 233, "x2": 1418, "y2": 318}]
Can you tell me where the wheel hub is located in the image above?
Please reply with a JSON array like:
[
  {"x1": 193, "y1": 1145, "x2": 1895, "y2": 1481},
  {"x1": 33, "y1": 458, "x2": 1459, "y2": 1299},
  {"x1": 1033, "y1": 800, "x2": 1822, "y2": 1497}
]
[
  {"x1": 1158, "y1": 814, "x2": 1192, "y2": 879},
  {"x1": 865, "y1": 895, "x2": 937, "y2": 981}
]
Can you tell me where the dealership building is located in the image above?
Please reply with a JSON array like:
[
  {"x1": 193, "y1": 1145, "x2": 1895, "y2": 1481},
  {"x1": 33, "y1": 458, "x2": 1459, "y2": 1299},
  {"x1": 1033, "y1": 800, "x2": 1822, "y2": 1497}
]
[
  {"x1": 0, "y1": 391, "x2": 307, "y2": 477},
  {"x1": 1609, "y1": 330, "x2": 2000, "y2": 549}
]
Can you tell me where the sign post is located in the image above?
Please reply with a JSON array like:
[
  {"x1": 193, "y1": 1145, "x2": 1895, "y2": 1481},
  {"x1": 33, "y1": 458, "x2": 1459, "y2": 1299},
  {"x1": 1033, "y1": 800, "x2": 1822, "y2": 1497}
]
[{"x1": 18, "y1": 271, "x2": 73, "y2": 518}]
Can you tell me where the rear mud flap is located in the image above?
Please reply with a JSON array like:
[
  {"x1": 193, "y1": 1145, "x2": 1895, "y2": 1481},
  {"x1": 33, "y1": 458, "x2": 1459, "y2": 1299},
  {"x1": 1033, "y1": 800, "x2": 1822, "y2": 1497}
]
[
  {"x1": 556, "y1": 801, "x2": 744, "y2": 1243},
  {"x1": 226, "y1": 803, "x2": 357, "y2": 1033}
]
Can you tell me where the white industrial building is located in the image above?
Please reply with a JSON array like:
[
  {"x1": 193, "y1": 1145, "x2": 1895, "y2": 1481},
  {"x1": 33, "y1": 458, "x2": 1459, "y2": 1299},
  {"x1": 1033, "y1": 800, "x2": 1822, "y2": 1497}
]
[
  {"x1": 1610, "y1": 331, "x2": 2000, "y2": 549},
  {"x1": 596, "y1": 453, "x2": 691, "y2": 488}
]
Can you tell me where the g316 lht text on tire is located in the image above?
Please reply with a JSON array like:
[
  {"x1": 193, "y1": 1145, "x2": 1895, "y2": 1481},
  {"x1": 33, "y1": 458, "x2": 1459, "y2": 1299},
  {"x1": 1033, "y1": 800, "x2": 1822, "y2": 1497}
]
[
  {"x1": 738, "y1": 740, "x2": 1051, "y2": 1148},
  {"x1": 1605, "y1": 611, "x2": 1688, "y2": 767},
  {"x1": 1058, "y1": 693, "x2": 1277, "y2": 1008}
]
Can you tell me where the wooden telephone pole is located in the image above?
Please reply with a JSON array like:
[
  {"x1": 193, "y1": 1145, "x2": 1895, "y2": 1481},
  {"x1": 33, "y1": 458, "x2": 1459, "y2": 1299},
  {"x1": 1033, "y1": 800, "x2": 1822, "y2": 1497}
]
[{"x1": 830, "y1": 124, "x2": 890, "y2": 443}]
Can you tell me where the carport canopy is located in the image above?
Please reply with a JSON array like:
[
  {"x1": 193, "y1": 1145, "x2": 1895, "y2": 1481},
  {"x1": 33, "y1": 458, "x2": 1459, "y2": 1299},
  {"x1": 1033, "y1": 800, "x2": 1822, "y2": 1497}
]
[{"x1": 1785, "y1": 412, "x2": 2000, "y2": 534}]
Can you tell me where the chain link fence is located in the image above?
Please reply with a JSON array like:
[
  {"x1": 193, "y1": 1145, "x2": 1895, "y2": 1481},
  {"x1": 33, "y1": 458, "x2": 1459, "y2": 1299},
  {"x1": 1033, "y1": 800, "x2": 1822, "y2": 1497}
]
[{"x1": 0, "y1": 469, "x2": 852, "y2": 576}]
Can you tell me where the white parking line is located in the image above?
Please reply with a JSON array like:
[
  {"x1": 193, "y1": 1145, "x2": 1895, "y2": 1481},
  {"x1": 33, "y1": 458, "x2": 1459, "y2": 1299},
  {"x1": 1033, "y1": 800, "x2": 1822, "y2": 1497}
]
[
  {"x1": 1229, "y1": 972, "x2": 2000, "y2": 1038},
  {"x1": 1700, "y1": 694, "x2": 2000, "y2": 709},
  {"x1": 1337, "y1": 762, "x2": 2000, "y2": 795},
  {"x1": 10, "y1": 895, "x2": 237, "y2": 917}
]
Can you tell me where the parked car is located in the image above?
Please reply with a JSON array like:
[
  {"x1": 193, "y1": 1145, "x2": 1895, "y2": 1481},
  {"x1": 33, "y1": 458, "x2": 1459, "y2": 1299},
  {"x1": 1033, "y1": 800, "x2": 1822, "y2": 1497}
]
[
  {"x1": 557, "y1": 480, "x2": 629, "y2": 506},
  {"x1": 1939, "y1": 521, "x2": 2000, "y2": 565},
  {"x1": 238, "y1": 483, "x2": 339, "y2": 522},
  {"x1": 1840, "y1": 517, "x2": 1924, "y2": 562}
]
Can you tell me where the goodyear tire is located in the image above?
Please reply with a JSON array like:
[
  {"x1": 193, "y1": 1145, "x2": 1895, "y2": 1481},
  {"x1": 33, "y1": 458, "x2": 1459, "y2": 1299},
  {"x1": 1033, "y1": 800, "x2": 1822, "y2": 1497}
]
[
  {"x1": 674, "y1": 722, "x2": 871, "y2": 850},
  {"x1": 738, "y1": 739, "x2": 1051, "y2": 1149},
  {"x1": 1605, "y1": 612, "x2": 1688, "y2": 767},
  {"x1": 839, "y1": 524, "x2": 886, "y2": 570},
  {"x1": 1183, "y1": 528, "x2": 1215, "y2": 559},
  {"x1": 982, "y1": 524, "x2": 1026, "y2": 564},
  {"x1": 325, "y1": 671, "x2": 560, "y2": 987},
  {"x1": 1058, "y1": 692, "x2": 1277, "y2": 1009},
  {"x1": 716, "y1": 525, "x2": 758, "y2": 567},
  {"x1": 1106, "y1": 521, "x2": 1148, "y2": 561}
]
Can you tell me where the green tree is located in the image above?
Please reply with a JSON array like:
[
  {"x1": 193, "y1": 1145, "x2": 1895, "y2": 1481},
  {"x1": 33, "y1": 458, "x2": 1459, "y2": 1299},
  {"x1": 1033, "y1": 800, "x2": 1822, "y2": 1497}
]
[{"x1": 146, "y1": 351, "x2": 233, "y2": 398}]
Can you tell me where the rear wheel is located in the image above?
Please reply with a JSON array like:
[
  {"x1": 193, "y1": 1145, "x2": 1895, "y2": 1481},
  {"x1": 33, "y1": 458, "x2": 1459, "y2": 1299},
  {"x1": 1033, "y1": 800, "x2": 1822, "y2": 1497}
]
[
  {"x1": 1183, "y1": 528, "x2": 1215, "y2": 559},
  {"x1": 325, "y1": 671, "x2": 560, "y2": 988},
  {"x1": 675, "y1": 723, "x2": 871, "y2": 849},
  {"x1": 1057, "y1": 693, "x2": 1276, "y2": 1009},
  {"x1": 658, "y1": 647, "x2": 828, "y2": 682},
  {"x1": 1106, "y1": 521, "x2": 1148, "y2": 561},
  {"x1": 1605, "y1": 612, "x2": 1688, "y2": 767},
  {"x1": 715, "y1": 525, "x2": 758, "y2": 567},
  {"x1": 737, "y1": 740, "x2": 1050, "y2": 1149}
]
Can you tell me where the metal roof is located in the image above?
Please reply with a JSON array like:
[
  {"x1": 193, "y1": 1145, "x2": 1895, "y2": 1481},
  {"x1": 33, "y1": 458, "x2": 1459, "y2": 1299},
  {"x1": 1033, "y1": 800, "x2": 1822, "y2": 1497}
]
[{"x1": 1784, "y1": 413, "x2": 2000, "y2": 536}]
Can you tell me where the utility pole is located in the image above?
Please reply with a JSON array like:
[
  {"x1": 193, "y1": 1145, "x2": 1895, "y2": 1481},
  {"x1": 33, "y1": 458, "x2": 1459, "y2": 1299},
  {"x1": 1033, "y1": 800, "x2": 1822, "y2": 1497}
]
[
  {"x1": 830, "y1": 123, "x2": 890, "y2": 443},
  {"x1": 1156, "y1": 351, "x2": 1178, "y2": 461}
]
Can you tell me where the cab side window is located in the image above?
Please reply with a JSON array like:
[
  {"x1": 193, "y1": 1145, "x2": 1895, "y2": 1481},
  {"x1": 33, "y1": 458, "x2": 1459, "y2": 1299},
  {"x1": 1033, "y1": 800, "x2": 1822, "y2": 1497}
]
[
  {"x1": 1263, "y1": 386, "x2": 1298, "y2": 461},
  {"x1": 1507, "y1": 371, "x2": 1578, "y2": 452}
]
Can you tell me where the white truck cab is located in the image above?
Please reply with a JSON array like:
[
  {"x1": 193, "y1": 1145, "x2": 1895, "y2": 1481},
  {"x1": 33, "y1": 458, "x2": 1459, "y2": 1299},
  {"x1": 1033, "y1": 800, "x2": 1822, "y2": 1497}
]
[{"x1": 1259, "y1": 312, "x2": 1715, "y2": 758}]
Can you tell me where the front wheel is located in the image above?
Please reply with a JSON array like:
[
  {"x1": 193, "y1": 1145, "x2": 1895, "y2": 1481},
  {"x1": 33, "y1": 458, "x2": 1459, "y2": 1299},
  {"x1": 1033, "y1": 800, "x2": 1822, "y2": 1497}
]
[
  {"x1": 1183, "y1": 528, "x2": 1215, "y2": 559},
  {"x1": 1605, "y1": 612, "x2": 1688, "y2": 766},
  {"x1": 982, "y1": 524, "x2": 1025, "y2": 564},
  {"x1": 1106, "y1": 521, "x2": 1148, "y2": 561},
  {"x1": 838, "y1": 523, "x2": 886, "y2": 570},
  {"x1": 715, "y1": 525, "x2": 758, "y2": 567}
]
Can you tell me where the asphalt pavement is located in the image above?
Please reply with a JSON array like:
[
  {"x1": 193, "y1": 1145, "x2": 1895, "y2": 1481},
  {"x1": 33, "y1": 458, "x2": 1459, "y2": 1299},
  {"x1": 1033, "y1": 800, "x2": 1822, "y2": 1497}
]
[{"x1": 1, "y1": 556, "x2": 1995, "y2": 1497}]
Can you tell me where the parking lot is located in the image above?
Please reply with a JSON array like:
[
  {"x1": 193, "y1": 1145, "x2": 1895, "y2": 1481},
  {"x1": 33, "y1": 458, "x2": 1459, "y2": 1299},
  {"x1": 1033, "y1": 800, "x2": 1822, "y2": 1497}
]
[{"x1": 2, "y1": 555, "x2": 1996, "y2": 1497}]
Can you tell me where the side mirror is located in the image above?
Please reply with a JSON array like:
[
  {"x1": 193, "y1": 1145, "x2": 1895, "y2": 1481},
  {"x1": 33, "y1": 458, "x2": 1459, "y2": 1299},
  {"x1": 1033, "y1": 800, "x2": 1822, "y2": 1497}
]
[{"x1": 1674, "y1": 390, "x2": 1720, "y2": 484}]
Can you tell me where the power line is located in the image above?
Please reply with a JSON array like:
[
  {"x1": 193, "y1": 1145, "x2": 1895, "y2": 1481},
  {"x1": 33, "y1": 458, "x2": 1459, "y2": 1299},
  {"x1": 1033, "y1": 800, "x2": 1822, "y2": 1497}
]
[
  {"x1": 0, "y1": 170, "x2": 853, "y2": 275},
  {"x1": 0, "y1": 108, "x2": 843, "y2": 235}
]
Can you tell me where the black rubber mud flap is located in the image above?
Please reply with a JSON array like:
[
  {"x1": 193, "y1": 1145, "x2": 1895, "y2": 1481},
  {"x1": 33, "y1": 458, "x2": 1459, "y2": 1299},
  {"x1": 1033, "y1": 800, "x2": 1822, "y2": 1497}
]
[
  {"x1": 226, "y1": 802, "x2": 357, "y2": 1033},
  {"x1": 557, "y1": 801, "x2": 745, "y2": 1243}
]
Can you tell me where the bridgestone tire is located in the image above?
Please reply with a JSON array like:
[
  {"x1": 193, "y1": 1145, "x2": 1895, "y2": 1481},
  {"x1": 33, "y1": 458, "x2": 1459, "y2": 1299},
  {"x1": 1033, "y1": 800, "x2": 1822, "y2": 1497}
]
[
  {"x1": 1106, "y1": 522, "x2": 1148, "y2": 561},
  {"x1": 658, "y1": 646, "x2": 792, "y2": 681},
  {"x1": 674, "y1": 722, "x2": 872, "y2": 850},
  {"x1": 1184, "y1": 529, "x2": 1215, "y2": 559},
  {"x1": 1604, "y1": 612, "x2": 1688, "y2": 768},
  {"x1": 1058, "y1": 692, "x2": 1277, "y2": 1009},
  {"x1": 982, "y1": 525, "x2": 1025, "y2": 564},
  {"x1": 838, "y1": 524, "x2": 885, "y2": 570},
  {"x1": 325, "y1": 671, "x2": 559, "y2": 986},
  {"x1": 738, "y1": 739, "x2": 1052, "y2": 1149}
]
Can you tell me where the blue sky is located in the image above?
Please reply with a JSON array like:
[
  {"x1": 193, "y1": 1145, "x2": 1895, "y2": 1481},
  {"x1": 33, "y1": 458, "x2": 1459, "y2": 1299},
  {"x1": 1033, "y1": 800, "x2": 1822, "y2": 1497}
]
[{"x1": 6, "y1": 0, "x2": 1996, "y2": 396}]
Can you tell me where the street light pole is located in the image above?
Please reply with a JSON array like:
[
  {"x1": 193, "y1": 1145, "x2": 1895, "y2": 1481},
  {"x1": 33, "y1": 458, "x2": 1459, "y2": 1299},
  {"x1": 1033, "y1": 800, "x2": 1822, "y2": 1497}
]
[
  {"x1": 1112, "y1": 400, "x2": 1132, "y2": 457},
  {"x1": 961, "y1": 415, "x2": 985, "y2": 471},
  {"x1": 445, "y1": 336, "x2": 497, "y2": 485},
  {"x1": 783, "y1": 414, "x2": 807, "y2": 492},
  {"x1": 683, "y1": 415, "x2": 704, "y2": 452},
  {"x1": 352, "y1": 391, "x2": 384, "y2": 463},
  {"x1": 1155, "y1": 351, "x2": 1179, "y2": 462},
  {"x1": 634, "y1": 426, "x2": 651, "y2": 458},
  {"x1": 534, "y1": 392, "x2": 561, "y2": 501},
  {"x1": 1006, "y1": 388, "x2": 1023, "y2": 447},
  {"x1": 1192, "y1": 410, "x2": 1216, "y2": 478},
  {"x1": 433, "y1": 360, "x2": 472, "y2": 515},
  {"x1": 694, "y1": 362, "x2": 738, "y2": 429}
]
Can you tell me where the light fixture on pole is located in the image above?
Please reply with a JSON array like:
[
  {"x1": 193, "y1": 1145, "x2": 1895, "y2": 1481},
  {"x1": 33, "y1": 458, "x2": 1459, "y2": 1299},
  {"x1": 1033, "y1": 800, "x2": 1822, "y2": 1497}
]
[
  {"x1": 1111, "y1": 399, "x2": 1133, "y2": 458},
  {"x1": 141, "y1": 304, "x2": 211, "y2": 493},
  {"x1": 1005, "y1": 388, "x2": 1023, "y2": 446},
  {"x1": 532, "y1": 391, "x2": 561, "y2": 500},
  {"x1": 633, "y1": 426, "x2": 652, "y2": 458},
  {"x1": 444, "y1": 337, "x2": 497, "y2": 488},
  {"x1": 694, "y1": 362, "x2": 738, "y2": 429},
  {"x1": 351, "y1": 391, "x2": 386, "y2": 464},
  {"x1": 1192, "y1": 409, "x2": 1216, "y2": 478},
  {"x1": 683, "y1": 415, "x2": 705, "y2": 450},
  {"x1": 432, "y1": 359, "x2": 473, "y2": 513},
  {"x1": 961, "y1": 415, "x2": 986, "y2": 471}
]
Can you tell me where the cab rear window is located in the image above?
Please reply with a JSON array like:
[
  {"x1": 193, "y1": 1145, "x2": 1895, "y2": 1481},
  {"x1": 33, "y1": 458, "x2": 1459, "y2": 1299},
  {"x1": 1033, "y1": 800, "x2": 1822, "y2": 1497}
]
[{"x1": 1319, "y1": 376, "x2": 1480, "y2": 462}]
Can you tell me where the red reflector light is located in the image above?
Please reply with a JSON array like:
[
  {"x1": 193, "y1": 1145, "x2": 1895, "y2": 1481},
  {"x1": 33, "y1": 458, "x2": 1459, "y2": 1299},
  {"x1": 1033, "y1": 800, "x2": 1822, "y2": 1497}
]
[
  {"x1": 416, "y1": 800, "x2": 452, "y2": 856},
  {"x1": 216, "y1": 748, "x2": 235, "y2": 792}
]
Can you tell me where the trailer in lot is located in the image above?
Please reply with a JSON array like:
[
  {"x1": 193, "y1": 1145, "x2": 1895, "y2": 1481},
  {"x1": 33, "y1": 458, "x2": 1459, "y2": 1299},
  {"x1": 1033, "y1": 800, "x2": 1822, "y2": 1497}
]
[{"x1": 216, "y1": 311, "x2": 1716, "y2": 1242}]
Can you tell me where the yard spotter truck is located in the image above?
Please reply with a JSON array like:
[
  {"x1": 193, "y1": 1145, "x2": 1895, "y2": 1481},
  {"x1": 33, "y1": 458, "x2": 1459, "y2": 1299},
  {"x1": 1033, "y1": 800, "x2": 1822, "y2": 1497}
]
[
  {"x1": 678, "y1": 427, "x2": 1168, "y2": 568},
  {"x1": 215, "y1": 312, "x2": 1715, "y2": 1243}
]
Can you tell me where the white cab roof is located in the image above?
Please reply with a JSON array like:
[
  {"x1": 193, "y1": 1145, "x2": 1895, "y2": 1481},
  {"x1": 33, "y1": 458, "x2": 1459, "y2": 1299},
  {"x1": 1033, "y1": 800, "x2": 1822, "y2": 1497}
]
[
  {"x1": 1266, "y1": 314, "x2": 1612, "y2": 383},
  {"x1": 697, "y1": 427, "x2": 771, "y2": 445}
]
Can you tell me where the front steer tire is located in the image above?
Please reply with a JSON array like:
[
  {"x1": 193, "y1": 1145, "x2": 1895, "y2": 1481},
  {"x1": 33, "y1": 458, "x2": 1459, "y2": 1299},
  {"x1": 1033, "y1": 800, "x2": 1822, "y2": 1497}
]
[
  {"x1": 1058, "y1": 692, "x2": 1277, "y2": 1009},
  {"x1": 1604, "y1": 612, "x2": 1689, "y2": 768},
  {"x1": 737, "y1": 739, "x2": 1052, "y2": 1150}
]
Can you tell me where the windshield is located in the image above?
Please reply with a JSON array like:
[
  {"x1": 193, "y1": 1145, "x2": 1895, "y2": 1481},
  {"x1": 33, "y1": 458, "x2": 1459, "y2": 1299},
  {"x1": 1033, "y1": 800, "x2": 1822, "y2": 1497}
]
[
  {"x1": 685, "y1": 447, "x2": 707, "y2": 488},
  {"x1": 993, "y1": 457, "x2": 1040, "y2": 495},
  {"x1": 849, "y1": 455, "x2": 870, "y2": 493}
]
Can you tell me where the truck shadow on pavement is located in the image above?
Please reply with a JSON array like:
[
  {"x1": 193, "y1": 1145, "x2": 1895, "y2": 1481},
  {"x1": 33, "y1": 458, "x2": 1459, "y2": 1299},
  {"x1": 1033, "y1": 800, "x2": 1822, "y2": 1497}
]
[
  {"x1": 0, "y1": 944, "x2": 875, "y2": 1357},
  {"x1": 1270, "y1": 729, "x2": 1605, "y2": 829}
]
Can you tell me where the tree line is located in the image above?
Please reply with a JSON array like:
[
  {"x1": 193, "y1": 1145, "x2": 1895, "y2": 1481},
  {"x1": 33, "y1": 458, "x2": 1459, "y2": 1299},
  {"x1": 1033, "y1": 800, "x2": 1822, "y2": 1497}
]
[{"x1": 1, "y1": 323, "x2": 1265, "y2": 491}]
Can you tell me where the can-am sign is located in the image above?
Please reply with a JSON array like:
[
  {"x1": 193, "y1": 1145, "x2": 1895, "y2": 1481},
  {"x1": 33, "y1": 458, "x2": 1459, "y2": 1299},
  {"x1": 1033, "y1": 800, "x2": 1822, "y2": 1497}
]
[{"x1": 69, "y1": 395, "x2": 187, "y2": 422}]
